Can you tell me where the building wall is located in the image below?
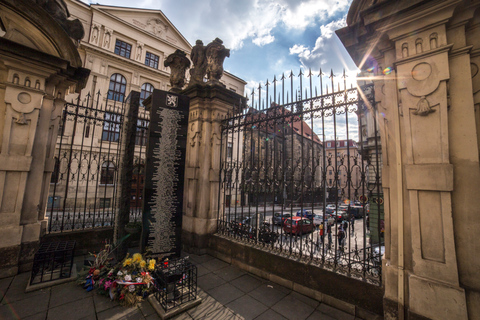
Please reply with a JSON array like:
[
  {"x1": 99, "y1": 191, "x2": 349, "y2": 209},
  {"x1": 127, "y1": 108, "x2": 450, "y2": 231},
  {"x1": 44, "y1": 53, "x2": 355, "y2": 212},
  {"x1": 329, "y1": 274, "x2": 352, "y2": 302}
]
[
  {"x1": 337, "y1": 1, "x2": 480, "y2": 319},
  {"x1": 0, "y1": 0, "x2": 89, "y2": 276},
  {"x1": 49, "y1": 1, "x2": 246, "y2": 220}
]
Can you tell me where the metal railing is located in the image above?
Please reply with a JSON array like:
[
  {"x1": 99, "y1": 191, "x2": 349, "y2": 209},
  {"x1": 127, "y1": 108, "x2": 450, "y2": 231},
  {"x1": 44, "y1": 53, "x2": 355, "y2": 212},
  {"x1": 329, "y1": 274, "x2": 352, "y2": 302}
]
[
  {"x1": 47, "y1": 91, "x2": 149, "y2": 233},
  {"x1": 217, "y1": 69, "x2": 384, "y2": 285}
]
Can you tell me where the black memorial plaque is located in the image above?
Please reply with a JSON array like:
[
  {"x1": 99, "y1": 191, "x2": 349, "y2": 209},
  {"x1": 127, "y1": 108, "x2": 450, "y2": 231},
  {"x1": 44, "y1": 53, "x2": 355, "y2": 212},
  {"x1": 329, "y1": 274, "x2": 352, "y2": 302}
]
[{"x1": 142, "y1": 89, "x2": 189, "y2": 258}]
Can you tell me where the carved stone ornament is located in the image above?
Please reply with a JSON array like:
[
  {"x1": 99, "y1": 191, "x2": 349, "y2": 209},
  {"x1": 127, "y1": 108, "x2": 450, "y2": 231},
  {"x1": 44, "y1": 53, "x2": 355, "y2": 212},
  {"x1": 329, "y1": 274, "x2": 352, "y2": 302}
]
[
  {"x1": 189, "y1": 40, "x2": 207, "y2": 86},
  {"x1": 147, "y1": 18, "x2": 168, "y2": 37},
  {"x1": 413, "y1": 96, "x2": 436, "y2": 116},
  {"x1": 164, "y1": 49, "x2": 191, "y2": 92},
  {"x1": 32, "y1": 0, "x2": 85, "y2": 40},
  {"x1": 205, "y1": 38, "x2": 230, "y2": 86}
]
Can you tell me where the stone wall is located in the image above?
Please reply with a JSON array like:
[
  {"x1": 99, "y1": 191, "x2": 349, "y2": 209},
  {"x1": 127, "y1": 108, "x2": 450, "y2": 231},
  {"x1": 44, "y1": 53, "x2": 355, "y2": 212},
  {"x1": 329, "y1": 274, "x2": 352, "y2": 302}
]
[
  {"x1": 0, "y1": 0, "x2": 88, "y2": 277},
  {"x1": 337, "y1": 0, "x2": 480, "y2": 318}
]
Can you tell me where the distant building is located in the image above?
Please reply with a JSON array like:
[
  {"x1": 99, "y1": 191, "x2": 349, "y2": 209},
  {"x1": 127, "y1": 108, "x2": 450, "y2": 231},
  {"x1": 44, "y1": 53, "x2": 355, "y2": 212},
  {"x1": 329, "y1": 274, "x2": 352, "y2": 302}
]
[
  {"x1": 324, "y1": 139, "x2": 363, "y2": 202},
  {"x1": 239, "y1": 103, "x2": 323, "y2": 206}
]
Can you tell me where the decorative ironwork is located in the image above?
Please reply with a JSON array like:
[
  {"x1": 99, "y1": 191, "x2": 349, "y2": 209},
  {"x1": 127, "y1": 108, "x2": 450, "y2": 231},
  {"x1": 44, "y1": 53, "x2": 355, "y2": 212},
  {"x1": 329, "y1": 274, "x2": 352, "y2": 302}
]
[
  {"x1": 30, "y1": 241, "x2": 76, "y2": 285},
  {"x1": 47, "y1": 91, "x2": 149, "y2": 233},
  {"x1": 217, "y1": 68, "x2": 384, "y2": 285},
  {"x1": 152, "y1": 257, "x2": 198, "y2": 311}
]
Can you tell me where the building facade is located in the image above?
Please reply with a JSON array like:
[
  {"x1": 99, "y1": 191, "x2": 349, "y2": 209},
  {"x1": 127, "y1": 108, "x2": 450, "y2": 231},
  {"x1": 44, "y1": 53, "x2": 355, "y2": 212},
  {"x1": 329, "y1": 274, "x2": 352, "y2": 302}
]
[{"x1": 47, "y1": 0, "x2": 246, "y2": 229}]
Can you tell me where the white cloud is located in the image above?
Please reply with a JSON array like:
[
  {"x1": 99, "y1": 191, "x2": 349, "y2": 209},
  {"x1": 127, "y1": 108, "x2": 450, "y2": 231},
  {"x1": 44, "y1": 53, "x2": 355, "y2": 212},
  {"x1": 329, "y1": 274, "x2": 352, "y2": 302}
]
[
  {"x1": 281, "y1": 0, "x2": 350, "y2": 30},
  {"x1": 288, "y1": 16, "x2": 357, "y2": 78}
]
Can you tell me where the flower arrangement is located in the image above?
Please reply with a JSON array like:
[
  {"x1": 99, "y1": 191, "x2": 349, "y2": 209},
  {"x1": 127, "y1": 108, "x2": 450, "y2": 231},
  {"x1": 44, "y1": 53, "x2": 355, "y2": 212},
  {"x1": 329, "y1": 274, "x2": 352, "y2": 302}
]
[
  {"x1": 93, "y1": 253, "x2": 157, "y2": 307},
  {"x1": 82, "y1": 240, "x2": 117, "y2": 292}
]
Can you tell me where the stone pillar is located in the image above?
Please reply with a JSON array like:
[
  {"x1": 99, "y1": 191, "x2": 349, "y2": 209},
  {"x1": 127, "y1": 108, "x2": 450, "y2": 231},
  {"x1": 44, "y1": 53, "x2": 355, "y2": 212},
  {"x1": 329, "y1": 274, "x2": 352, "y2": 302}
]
[
  {"x1": 0, "y1": 0, "x2": 89, "y2": 277},
  {"x1": 181, "y1": 84, "x2": 245, "y2": 253},
  {"x1": 337, "y1": 1, "x2": 480, "y2": 319}
]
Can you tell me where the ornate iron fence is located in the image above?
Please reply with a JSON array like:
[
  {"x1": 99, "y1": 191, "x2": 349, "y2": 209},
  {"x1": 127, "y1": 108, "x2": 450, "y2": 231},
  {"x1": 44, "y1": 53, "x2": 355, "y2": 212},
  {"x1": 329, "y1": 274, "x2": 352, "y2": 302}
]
[
  {"x1": 47, "y1": 91, "x2": 149, "y2": 233},
  {"x1": 217, "y1": 69, "x2": 384, "y2": 285}
]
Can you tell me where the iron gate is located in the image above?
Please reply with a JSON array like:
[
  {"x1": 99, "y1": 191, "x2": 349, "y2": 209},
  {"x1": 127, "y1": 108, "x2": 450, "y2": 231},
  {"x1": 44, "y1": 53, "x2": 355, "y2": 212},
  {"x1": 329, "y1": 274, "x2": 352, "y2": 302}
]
[
  {"x1": 47, "y1": 91, "x2": 149, "y2": 233},
  {"x1": 217, "y1": 69, "x2": 384, "y2": 285}
]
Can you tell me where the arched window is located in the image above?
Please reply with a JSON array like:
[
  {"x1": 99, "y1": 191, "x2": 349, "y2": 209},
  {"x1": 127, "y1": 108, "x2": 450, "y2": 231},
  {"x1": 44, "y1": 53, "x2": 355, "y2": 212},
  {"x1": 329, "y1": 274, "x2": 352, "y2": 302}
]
[
  {"x1": 100, "y1": 161, "x2": 116, "y2": 185},
  {"x1": 107, "y1": 73, "x2": 127, "y2": 102},
  {"x1": 140, "y1": 83, "x2": 154, "y2": 104}
]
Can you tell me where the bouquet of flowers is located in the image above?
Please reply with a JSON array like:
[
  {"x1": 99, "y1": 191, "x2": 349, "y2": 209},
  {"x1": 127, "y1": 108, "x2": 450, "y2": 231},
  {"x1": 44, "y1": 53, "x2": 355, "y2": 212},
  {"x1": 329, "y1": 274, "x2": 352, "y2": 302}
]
[
  {"x1": 81, "y1": 240, "x2": 117, "y2": 292},
  {"x1": 97, "y1": 253, "x2": 157, "y2": 307}
]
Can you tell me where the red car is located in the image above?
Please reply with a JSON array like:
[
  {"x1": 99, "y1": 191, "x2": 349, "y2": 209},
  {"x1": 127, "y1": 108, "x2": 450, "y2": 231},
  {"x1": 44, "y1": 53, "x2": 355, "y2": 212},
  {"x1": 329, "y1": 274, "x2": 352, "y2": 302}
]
[{"x1": 283, "y1": 217, "x2": 314, "y2": 235}]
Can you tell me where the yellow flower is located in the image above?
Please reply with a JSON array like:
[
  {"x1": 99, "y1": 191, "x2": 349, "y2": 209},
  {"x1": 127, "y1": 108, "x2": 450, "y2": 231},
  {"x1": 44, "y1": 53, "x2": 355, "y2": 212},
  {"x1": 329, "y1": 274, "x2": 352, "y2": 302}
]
[
  {"x1": 148, "y1": 259, "x2": 155, "y2": 271},
  {"x1": 123, "y1": 258, "x2": 133, "y2": 267},
  {"x1": 140, "y1": 260, "x2": 146, "y2": 268},
  {"x1": 132, "y1": 253, "x2": 142, "y2": 263}
]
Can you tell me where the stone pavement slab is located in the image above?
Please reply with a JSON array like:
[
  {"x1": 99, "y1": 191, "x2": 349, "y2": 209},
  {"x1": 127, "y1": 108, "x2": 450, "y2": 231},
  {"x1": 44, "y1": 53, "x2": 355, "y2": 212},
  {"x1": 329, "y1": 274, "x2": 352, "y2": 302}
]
[
  {"x1": 226, "y1": 294, "x2": 269, "y2": 320},
  {"x1": 47, "y1": 296, "x2": 95, "y2": 320},
  {"x1": 271, "y1": 292, "x2": 317, "y2": 320},
  {"x1": 206, "y1": 283, "x2": 245, "y2": 305},
  {"x1": 0, "y1": 252, "x2": 373, "y2": 320},
  {"x1": 230, "y1": 274, "x2": 264, "y2": 293}
]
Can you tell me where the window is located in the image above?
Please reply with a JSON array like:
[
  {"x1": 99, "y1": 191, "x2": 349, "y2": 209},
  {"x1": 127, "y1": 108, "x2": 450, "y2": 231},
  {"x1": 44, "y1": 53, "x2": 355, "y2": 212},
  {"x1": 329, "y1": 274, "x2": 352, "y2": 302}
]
[
  {"x1": 135, "y1": 119, "x2": 149, "y2": 145},
  {"x1": 226, "y1": 169, "x2": 233, "y2": 187},
  {"x1": 107, "y1": 73, "x2": 127, "y2": 102},
  {"x1": 102, "y1": 112, "x2": 121, "y2": 142},
  {"x1": 100, "y1": 162, "x2": 115, "y2": 185},
  {"x1": 85, "y1": 121, "x2": 90, "y2": 138},
  {"x1": 114, "y1": 39, "x2": 132, "y2": 58},
  {"x1": 145, "y1": 52, "x2": 159, "y2": 69},
  {"x1": 51, "y1": 157, "x2": 60, "y2": 184},
  {"x1": 47, "y1": 196, "x2": 61, "y2": 208},
  {"x1": 99, "y1": 198, "x2": 111, "y2": 208},
  {"x1": 227, "y1": 142, "x2": 233, "y2": 158},
  {"x1": 140, "y1": 83, "x2": 154, "y2": 104},
  {"x1": 327, "y1": 142, "x2": 331, "y2": 147}
]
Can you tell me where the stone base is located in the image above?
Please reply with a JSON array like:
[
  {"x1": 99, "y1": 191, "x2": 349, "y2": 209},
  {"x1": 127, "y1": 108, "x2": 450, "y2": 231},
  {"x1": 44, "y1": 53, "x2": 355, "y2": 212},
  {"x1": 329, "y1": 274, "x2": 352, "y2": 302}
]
[
  {"x1": 147, "y1": 295, "x2": 202, "y2": 320},
  {"x1": 408, "y1": 275, "x2": 468, "y2": 319},
  {"x1": 0, "y1": 244, "x2": 21, "y2": 278},
  {"x1": 25, "y1": 264, "x2": 78, "y2": 293},
  {"x1": 181, "y1": 230, "x2": 210, "y2": 253}
]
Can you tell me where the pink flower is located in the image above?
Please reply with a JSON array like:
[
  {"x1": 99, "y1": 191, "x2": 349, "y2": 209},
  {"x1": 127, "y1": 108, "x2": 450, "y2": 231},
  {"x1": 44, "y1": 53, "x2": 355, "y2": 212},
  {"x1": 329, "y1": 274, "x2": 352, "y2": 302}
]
[{"x1": 104, "y1": 280, "x2": 112, "y2": 290}]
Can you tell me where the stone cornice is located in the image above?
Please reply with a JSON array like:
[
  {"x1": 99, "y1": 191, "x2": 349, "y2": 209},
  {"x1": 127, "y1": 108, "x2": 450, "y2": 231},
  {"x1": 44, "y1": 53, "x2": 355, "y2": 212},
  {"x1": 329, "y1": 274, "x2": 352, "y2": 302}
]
[
  {"x1": 89, "y1": 6, "x2": 191, "y2": 52},
  {"x1": 393, "y1": 44, "x2": 453, "y2": 66},
  {"x1": 449, "y1": 45, "x2": 473, "y2": 58},
  {"x1": 182, "y1": 84, "x2": 247, "y2": 113}
]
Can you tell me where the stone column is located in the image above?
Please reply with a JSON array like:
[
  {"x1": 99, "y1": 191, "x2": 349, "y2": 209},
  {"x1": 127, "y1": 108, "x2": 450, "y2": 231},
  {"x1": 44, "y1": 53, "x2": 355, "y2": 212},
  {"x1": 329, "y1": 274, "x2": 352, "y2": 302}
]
[
  {"x1": 0, "y1": 0, "x2": 89, "y2": 277},
  {"x1": 337, "y1": 0, "x2": 480, "y2": 319},
  {"x1": 181, "y1": 84, "x2": 245, "y2": 253}
]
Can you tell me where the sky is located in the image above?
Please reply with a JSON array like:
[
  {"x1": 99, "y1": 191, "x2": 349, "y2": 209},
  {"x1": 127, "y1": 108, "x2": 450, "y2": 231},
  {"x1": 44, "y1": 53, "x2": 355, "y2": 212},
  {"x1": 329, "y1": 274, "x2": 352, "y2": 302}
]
[{"x1": 80, "y1": 0, "x2": 363, "y2": 140}]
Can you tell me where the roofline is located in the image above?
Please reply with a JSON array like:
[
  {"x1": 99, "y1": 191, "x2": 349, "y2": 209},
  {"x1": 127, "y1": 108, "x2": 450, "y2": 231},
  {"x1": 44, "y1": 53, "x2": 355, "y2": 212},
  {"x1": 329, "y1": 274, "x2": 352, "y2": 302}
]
[
  {"x1": 224, "y1": 71, "x2": 247, "y2": 85},
  {"x1": 80, "y1": 2, "x2": 192, "y2": 50}
]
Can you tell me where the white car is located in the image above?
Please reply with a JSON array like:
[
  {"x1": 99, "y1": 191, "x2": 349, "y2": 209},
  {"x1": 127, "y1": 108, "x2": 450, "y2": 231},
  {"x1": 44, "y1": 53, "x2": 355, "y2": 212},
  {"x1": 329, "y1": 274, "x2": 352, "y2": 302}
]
[{"x1": 313, "y1": 212, "x2": 334, "y2": 226}]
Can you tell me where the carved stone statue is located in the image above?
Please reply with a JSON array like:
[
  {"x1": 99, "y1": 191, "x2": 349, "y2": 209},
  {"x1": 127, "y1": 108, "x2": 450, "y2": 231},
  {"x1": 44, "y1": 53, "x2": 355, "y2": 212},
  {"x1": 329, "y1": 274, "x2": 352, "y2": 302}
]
[
  {"x1": 205, "y1": 38, "x2": 230, "y2": 86},
  {"x1": 164, "y1": 50, "x2": 191, "y2": 92},
  {"x1": 32, "y1": 0, "x2": 85, "y2": 41},
  {"x1": 189, "y1": 40, "x2": 207, "y2": 86}
]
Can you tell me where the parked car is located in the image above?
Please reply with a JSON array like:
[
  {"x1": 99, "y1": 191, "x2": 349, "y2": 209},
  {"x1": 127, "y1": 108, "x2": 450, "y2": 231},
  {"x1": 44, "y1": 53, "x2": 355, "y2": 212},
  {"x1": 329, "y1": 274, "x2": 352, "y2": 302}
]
[
  {"x1": 283, "y1": 217, "x2": 314, "y2": 235},
  {"x1": 296, "y1": 209, "x2": 314, "y2": 219},
  {"x1": 272, "y1": 212, "x2": 293, "y2": 225},
  {"x1": 313, "y1": 212, "x2": 334, "y2": 226},
  {"x1": 329, "y1": 210, "x2": 346, "y2": 222},
  {"x1": 348, "y1": 205, "x2": 365, "y2": 218}
]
